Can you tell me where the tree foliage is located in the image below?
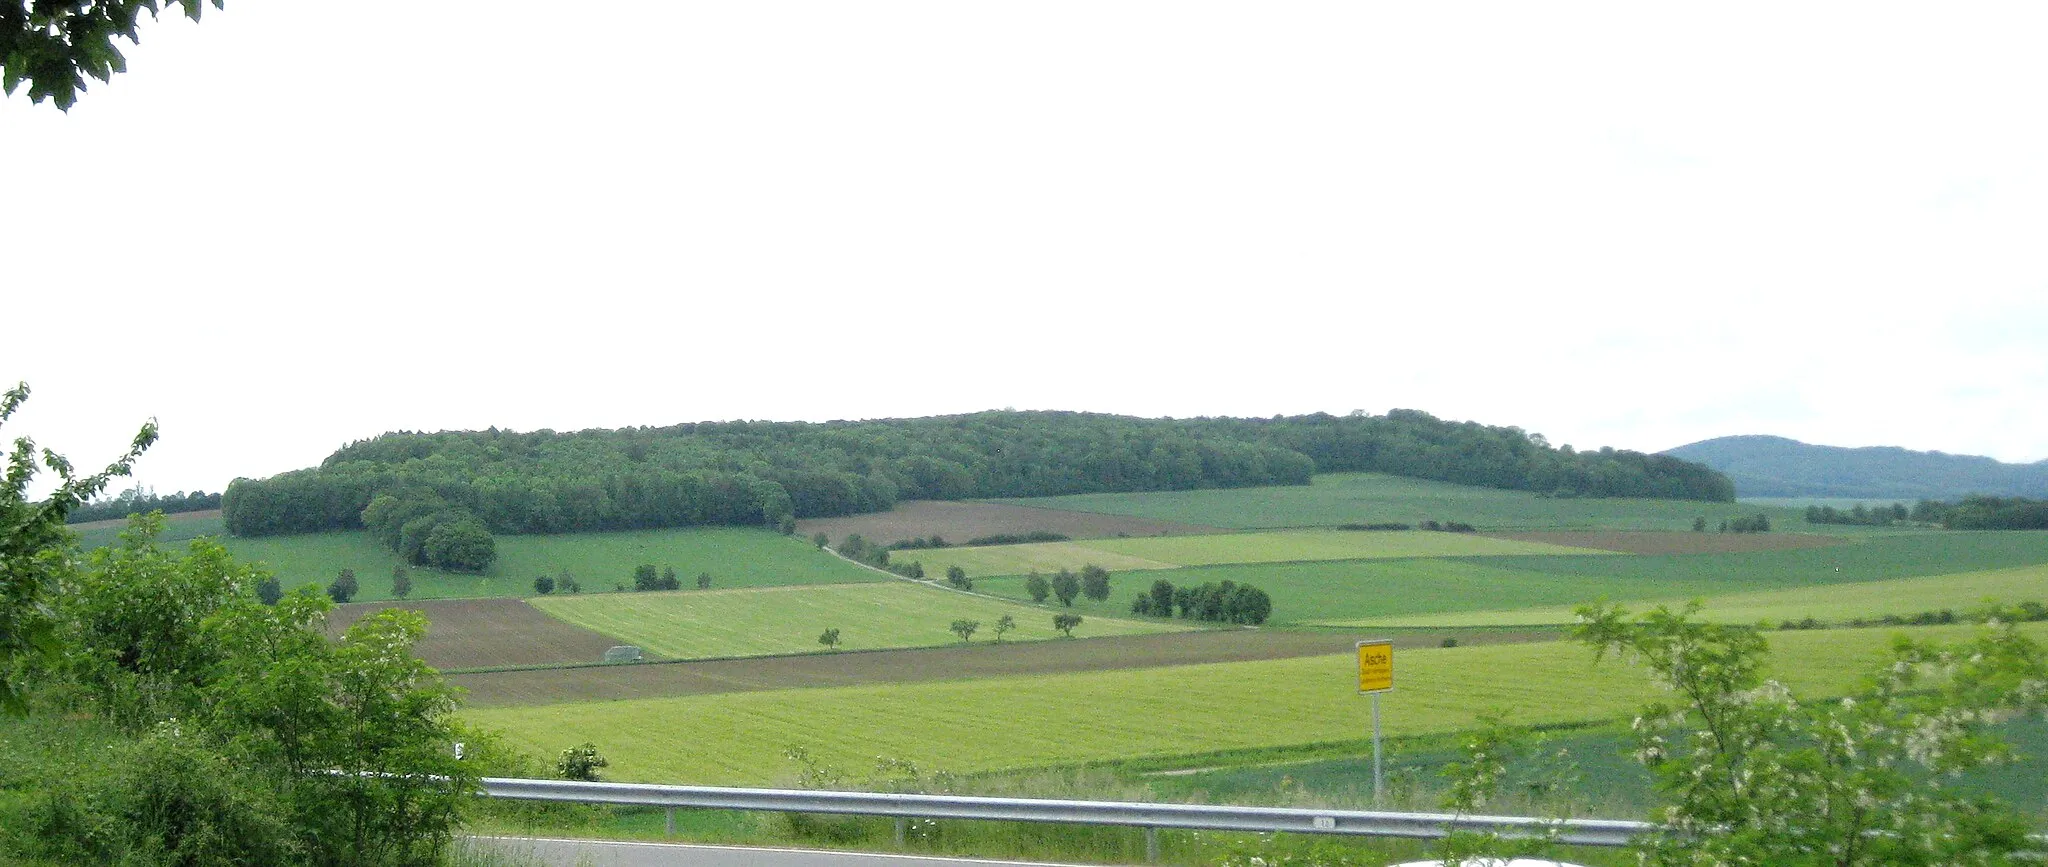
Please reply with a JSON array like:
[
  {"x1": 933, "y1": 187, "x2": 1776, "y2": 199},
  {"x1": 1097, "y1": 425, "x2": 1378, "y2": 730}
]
[
  {"x1": 64, "y1": 485, "x2": 220, "y2": 523},
  {"x1": 220, "y1": 409, "x2": 1731, "y2": 541},
  {"x1": 1051, "y1": 613, "x2": 1082, "y2": 637},
  {"x1": 0, "y1": 381, "x2": 155, "y2": 713},
  {"x1": 1573, "y1": 602, "x2": 2048, "y2": 866},
  {"x1": 1, "y1": 0, "x2": 223, "y2": 110}
]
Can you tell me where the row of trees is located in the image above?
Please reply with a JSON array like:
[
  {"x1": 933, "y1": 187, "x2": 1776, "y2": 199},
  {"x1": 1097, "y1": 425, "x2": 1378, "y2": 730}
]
[
  {"x1": 1018, "y1": 565, "x2": 1112, "y2": 606},
  {"x1": 220, "y1": 409, "x2": 1733, "y2": 540},
  {"x1": 65, "y1": 485, "x2": 221, "y2": 524},
  {"x1": 1130, "y1": 578, "x2": 1273, "y2": 624},
  {"x1": 1803, "y1": 496, "x2": 2048, "y2": 530}
]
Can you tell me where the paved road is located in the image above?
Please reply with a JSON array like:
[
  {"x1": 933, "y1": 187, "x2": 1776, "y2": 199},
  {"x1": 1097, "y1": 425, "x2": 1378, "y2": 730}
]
[{"x1": 467, "y1": 836, "x2": 1103, "y2": 867}]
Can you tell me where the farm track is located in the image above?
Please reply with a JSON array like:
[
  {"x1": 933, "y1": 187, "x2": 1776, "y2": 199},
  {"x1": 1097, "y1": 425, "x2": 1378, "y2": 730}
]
[{"x1": 449, "y1": 628, "x2": 1555, "y2": 707}]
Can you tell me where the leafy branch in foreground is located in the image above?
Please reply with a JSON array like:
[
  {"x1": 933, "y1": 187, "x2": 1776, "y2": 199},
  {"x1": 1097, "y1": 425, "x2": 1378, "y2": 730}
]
[
  {"x1": 1574, "y1": 601, "x2": 2048, "y2": 866},
  {"x1": 0, "y1": 381, "x2": 155, "y2": 713}
]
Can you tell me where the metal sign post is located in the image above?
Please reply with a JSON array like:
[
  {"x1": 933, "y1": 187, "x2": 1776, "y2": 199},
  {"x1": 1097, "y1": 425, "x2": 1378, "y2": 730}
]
[{"x1": 1356, "y1": 640, "x2": 1393, "y2": 805}]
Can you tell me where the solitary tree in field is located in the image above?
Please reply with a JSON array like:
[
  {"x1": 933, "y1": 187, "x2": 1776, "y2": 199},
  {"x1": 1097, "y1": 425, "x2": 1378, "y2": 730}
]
[
  {"x1": 632, "y1": 564, "x2": 659, "y2": 591},
  {"x1": 533, "y1": 575, "x2": 554, "y2": 595},
  {"x1": 696, "y1": 571, "x2": 712, "y2": 589},
  {"x1": 1080, "y1": 564, "x2": 1111, "y2": 601},
  {"x1": 992, "y1": 615, "x2": 1015, "y2": 642},
  {"x1": 327, "y1": 569, "x2": 358, "y2": 604},
  {"x1": 391, "y1": 564, "x2": 412, "y2": 599},
  {"x1": 1051, "y1": 569, "x2": 1080, "y2": 607},
  {"x1": 949, "y1": 619, "x2": 979, "y2": 643},
  {"x1": 661, "y1": 565, "x2": 679, "y2": 590},
  {"x1": 818, "y1": 627, "x2": 840, "y2": 650},
  {"x1": 946, "y1": 565, "x2": 970, "y2": 590},
  {"x1": 1052, "y1": 613, "x2": 1082, "y2": 637},
  {"x1": 1025, "y1": 572, "x2": 1050, "y2": 603}
]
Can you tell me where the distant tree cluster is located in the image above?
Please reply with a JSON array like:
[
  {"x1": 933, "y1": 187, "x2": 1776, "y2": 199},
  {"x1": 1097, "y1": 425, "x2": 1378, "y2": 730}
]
[
  {"x1": 888, "y1": 535, "x2": 949, "y2": 550},
  {"x1": 220, "y1": 410, "x2": 1731, "y2": 543},
  {"x1": 1722, "y1": 514, "x2": 1771, "y2": 533},
  {"x1": 1932, "y1": 495, "x2": 2048, "y2": 530},
  {"x1": 1131, "y1": 578, "x2": 1272, "y2": 624},
  {"x1": 66, "y1": 486, "x2": 222, "y2": 524},
  {"x1": 1804, "y1": 503, "x2": 1910, "y2": 527},
  {"x1": 964, "y1": 531, "x2": 1070, "y2": 546},
  {"x1": 354, "y1": 489, "x2": 495, "y2": 572},
  {"x1": 632, "y1": 564, "x2": 681, "y2": 591}
]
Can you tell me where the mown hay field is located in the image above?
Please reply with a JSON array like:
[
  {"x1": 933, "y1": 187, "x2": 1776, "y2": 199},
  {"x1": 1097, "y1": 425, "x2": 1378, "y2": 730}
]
[
  {"x1": 527, "y1": 582, "x2": 1193, "y2": 661},
  {"x1": 796, "y1": 500, "x2": 1228, "y2": 545},
  {"x1": 451, "y1": 630, "x2": 1392, "y2": 707},
  {"x1": 1324, "y1": 563, "x2": 2048, "y2": 629},
  {"x1": 997, "y1": 472, "x2": 1820, "y2": 532},
  {"x1": 328, "y1": 598, "x2": 632, "y2": 669},
  {"x1": 224, "y1": 527, "x2": 880, "y2": 602},
  {"x1": 899, "y1": 530, "x2": 1610, "y2": 580},
  {"x1": 976, "y1": 554, "x2": 1792, "y2": 628},
  {"x1": 464, "y1": 624, "x2": 2040, "y2": 785}
]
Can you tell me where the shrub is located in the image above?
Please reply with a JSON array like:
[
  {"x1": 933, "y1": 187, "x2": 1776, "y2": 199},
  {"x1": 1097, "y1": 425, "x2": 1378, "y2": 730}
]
[{"x1": 556, "y1": 743, "x2": 608, "y2": 782}]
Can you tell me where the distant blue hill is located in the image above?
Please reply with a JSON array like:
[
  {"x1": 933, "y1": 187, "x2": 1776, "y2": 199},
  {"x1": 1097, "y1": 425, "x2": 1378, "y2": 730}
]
[{"x1": 1662, "y1": 435, "x2": 2048, "y2": 500}]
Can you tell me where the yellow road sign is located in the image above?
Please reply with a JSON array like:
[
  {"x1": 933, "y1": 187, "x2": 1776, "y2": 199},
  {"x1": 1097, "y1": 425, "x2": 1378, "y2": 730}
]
[{"x1": 1357, "y1": 640, "x2": 1393, "y2": 693}]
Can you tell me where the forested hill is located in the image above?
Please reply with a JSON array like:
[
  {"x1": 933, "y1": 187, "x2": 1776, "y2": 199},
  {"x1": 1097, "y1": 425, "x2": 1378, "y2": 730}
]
[
  {"x1": 1663, "y1": 435, "x2": 2048, "y2": 500},
  {"x1": 222, "y1": 409, "x2": 1733, "y2": 541}
]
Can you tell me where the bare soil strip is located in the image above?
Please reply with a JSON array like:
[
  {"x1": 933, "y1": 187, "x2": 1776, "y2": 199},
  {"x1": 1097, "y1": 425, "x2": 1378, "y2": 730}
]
[
  {"x1": 450, "y1": 628, "x2": 1555, "y2": 707},
  {"x1": 1485, "y1": 530, "x2": 1849, "y2": 555},
  {"x1": 329, "y1": 598, "x2": 631, "y2": 670},
  {"x1": 793, "y1": 500, "x2": 1230, "y2": 546}
]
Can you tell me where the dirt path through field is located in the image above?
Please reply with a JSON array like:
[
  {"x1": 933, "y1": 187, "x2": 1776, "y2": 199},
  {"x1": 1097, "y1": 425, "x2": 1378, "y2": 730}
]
[{"x1": 451, "y1": 628, "x2": 1556, "y2": 707}]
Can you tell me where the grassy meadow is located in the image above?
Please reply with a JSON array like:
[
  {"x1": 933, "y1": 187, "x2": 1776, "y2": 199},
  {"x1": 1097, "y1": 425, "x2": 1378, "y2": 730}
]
[
  {"x1": 528, "y1": 582, "x2": 1193, "y2": 660},
  {"x1": 221, "y1": 527, "x2": 879, "y2": 602},
  {"x1": 900, "y1": 529, "x2": 1614, "y2": 580},
  {"x1": 1326, "y1": 562, "x2": 2048, "y2": 628},
  {"x1": 996, "y1": 472, "x2": 1820, "y2": 532},
  {"x1": 462, "y1": 623, "x2": 2031, "y2": 786}
]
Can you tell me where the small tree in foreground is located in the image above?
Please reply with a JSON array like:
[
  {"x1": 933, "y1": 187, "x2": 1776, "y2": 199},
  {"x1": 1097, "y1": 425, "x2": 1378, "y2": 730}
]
[
  {"x1": 1052, "y1": 613, "x2": 1082, "y2": 637},
  {"x1": 1573, "y1": 602, "x2": 2047, "y2": 866},
  {"x1": 326, "y1": 568, "x2": 358, "y2": 604},
  {"x1": 557, "y1": 742, "x2": 608, "y2": 781},
  {"x1": 949, "y1": 619, "x2": 979, "y2": 643}
]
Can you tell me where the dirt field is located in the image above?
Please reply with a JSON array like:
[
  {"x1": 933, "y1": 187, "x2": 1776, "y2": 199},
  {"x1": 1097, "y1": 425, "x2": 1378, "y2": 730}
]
[
  {"x1": 328, "y1": 598, "x2": 634, "y2": 670},
  {"x1": 794, "y1": 500, "x2": 1229, "y2": 545},
  {"x1": 1485, "y1": 530, "x2": 1849, "y2": 555},
  {"x1": 449, "y1": 627, "x2": 1554, "y2": 707}
]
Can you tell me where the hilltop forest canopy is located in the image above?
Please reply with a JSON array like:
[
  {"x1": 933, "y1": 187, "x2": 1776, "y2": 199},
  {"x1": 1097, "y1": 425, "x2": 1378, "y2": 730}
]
[{"x1": 221, "y1": 410, "x2": 1733, "y2": 550}]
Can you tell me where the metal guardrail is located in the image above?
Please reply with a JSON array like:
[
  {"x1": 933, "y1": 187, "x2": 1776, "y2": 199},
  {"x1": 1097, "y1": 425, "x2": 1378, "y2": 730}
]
[{"x1": 480, "y1": 776, "x2": 1649, "y2": 859}]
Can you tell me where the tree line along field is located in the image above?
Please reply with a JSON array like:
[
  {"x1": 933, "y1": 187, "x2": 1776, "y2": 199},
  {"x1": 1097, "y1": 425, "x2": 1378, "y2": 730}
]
[
  {"x1": 460, "y1": 623, "x2": 2048, "y2": 786},
  {"x1": 527, "y1": 582, "x2": 1192, "y2": 661}
]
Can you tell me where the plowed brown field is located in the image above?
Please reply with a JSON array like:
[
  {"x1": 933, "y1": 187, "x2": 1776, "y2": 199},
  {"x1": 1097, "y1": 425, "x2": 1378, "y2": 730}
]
[
  {"x1": 449, "y1": 628, "x2": 1553, "y2": 707},
  {"x1": 328, "y1": 598, "x2": 633, "y2": 670},
  {"x1": 794, "y1": 500, "x2": 1228, "y2": 545},
  {"x1": 1485, "y1": 530, "x2": 1848, "y2": 555}
]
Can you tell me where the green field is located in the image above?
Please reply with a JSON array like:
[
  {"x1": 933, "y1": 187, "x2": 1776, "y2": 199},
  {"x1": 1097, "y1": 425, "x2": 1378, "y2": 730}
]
[
  {"x1": 465, "y1": 624, "x2": 2028, "y2": 785},
  {"x1": 221, "y1": 527, "x2": 881, "y2": 602},
  {"x1": 998, "y1": 473, "x2": 1818, "y2": 532},
  {"x1": 1324, "y1": 563, "x2": 2048, "y2": 628},
  {"x1": 69, "y1": 511, "x2": 224, "y2": 549},
  {"x1": 905, "y1": 529, "x2": 1613, "y2": 580},
  {"x1": 527, "y1": 582, "x2": 1193, "y2": 660}
]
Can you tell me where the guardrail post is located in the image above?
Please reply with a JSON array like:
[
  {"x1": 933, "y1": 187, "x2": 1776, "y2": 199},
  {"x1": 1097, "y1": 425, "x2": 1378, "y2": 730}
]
[
  {"x1": 894, "y1": 817, "x2": 907, "y2": 847},
  {"x1": 1145, "y1": 826, "x2": 1159, "y2": 862},
  {"x1": 664, "y1": 807, "x2": 675, "y2": 836}
]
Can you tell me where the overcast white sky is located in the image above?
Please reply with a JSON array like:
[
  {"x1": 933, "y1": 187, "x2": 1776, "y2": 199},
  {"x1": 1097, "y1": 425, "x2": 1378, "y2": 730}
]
[{"x1": 6, "y1": 3, "x2": 2047, "y2": 496}]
